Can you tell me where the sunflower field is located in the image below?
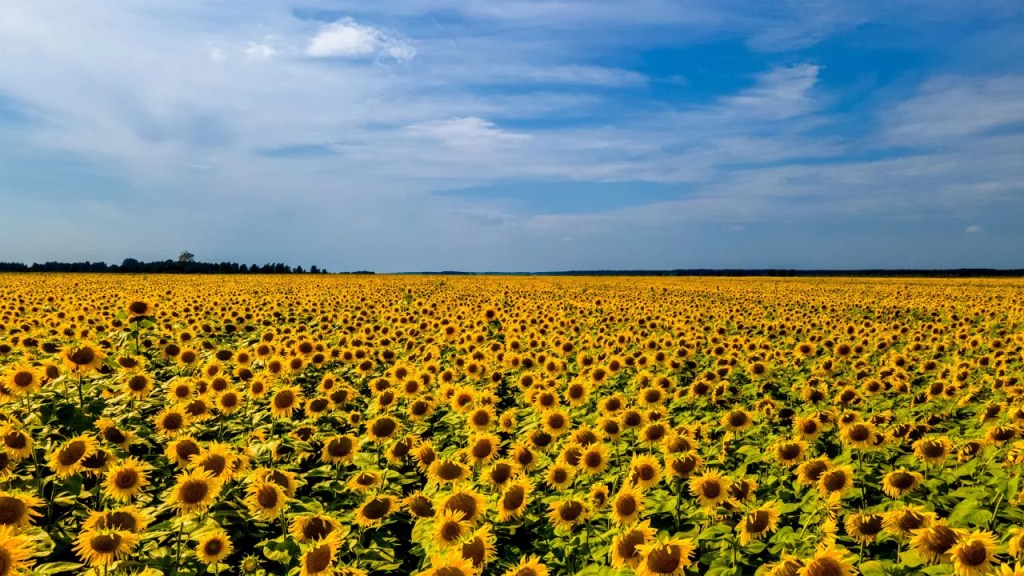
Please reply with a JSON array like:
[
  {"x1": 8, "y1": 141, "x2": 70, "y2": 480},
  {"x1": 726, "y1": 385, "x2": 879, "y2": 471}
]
[{"x1": 1, "y1": 274, "x2": 1024, "y2": 576}]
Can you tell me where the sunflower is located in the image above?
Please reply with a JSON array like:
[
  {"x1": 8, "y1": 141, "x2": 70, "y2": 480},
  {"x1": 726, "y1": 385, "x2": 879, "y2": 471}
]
[
  {"x1": 48, "y1": 434, "x2": 96, "y2": 478},
  {"x1": 270, "y1": 386, "x2": 303, "y2": 419},
  {"x1": 94, "y1": 418, "x2": 133, "y2": 450},
  {"x1": 440, "y1": 489, "x2": 488, "y2": 525},
  {"x1": 245, "y1": 479, "x2": 288, "y2": 520},
  {"x1": 689, "y1": 471, "x2": 731, "y2": 509},
  {"x1": 796, "y1": 457, "x2": 831, "y2": 486},
  {"x1": 844, "y1": 511, "x2": 884, "y2": 544},
  {"x1": 796, "y1": 544, "x2": 856, "y2": 576},
  {"x1": 579, "y1": 442, "x2": 609, "y2": 475},
  {"x1": 417, "y1": 552, "x2": 476, "y2": 576},
  {"x1": 629, "y1": 454, "x2": 663, "y2": 490},
  {"x1": 196, "y1": 530, "x2": 233, "y2": 565},
  {"x1": 4, "y1": 365, "x2": 41, "y2": 396},
  {"x1": 767, "y1": 554, "x2": 805, "y2": 576},
  {"x1": 165, "y1": 436, "x2": 202, "y2": 467},
  {"x1": 881, "y1": 468, "x2": 924, "y2": 499},
  {"x1": 611, "y1": 485, "x2": 645, "y2": 525},
  {"x1": 817, "y1": 465, "x2": 854, "y2": 498},
  {"x1": 290, "y1": 514, "x2": 340, "y2": 543},
  {"x1": 83, "y1": 506, "x2": 151, "y2": 534},
  {"x1": 300, "y1": 534, "x2": 341, "y2": 576},
  {"x1": 914, "y1": 436, "x2": 953, "y2": 465},
  {"x1": 73, "y1": 528, "x2": 139, "y2": 567},
  {"x1": 190, "y1": 443, "x2": 237, "y2": 482},
  {"x1": 547, "y1": 498, "x2": 588, "y2": 532},
  {"x1": 634, "y1": 537, "x2": 696, "y2": 576},
  {"x1": 498, "y1": 479, "x2": 532, "y2": 522},
  {"x1": 0, "y1": 425, "x2": 32, "y2": 461},
  {"x1": 154, "y1": 407, "x2": 190, "y2": 438},
  {"x1": 347, "y1": 470, "x2": 382, "y2": 492},
  {"x1": 0, "y1": 491, "x2": 42, "y2": 528},
  {"x1": 62, "y1": 342, "x2": 104, "y2": 374},
  {"x1": 739, "y1": 501, "x2": 781, "y2": 545},
  {"x1": 995, "y1": 563, "x2": 1024, "y2": 576},
  {"x1": 502, "y1": 555, "x2": 549, "y2": 576},
  {"x1": 321, "y1": 434, "x2": 358, "y2": 465},
  {"x1": 840, "y1": 422, "x2": 877, "y2": 449},
  {"x1": 103, "y1": 457, "x2": 151, "y2": 502},
  {"x1": 125, "y1": 300, "x2": 152, "y2": 318},
  {"x1": 483, "y1": 460, "x2": 518, "y2": 489},
  {"x1": 251, "y1": 467, "x2": 298, "y2": 497},
  {"x1": 1009, "y1": 527, "x2": 1024, "y2": 560},
  {"x1": 950, "y1": 531, "x2": 1000, "y2": 576},
  {"x1": 545, "y1": 463, "x2": 575, "y2": 491},
  {"x1": 216, "y1": 390, "x2": 243, "y2": 414},
  {"x1": 466, "y1": 433, "x2": 500, "y2": 466},
  {"x1": 459, "y1": 524, "x2": 495, "y2": 570},
  {"x1": 366, "y1": 416, "x2": 400, "y2": 443},
  {"x1": 722, "y1": 408, "x2": 754, "y2": 432},
  {"x1": 541, "y1": 409, "x2": 571, "y2": 437},
  {"x1": 884, "y1": 505, "x2": 935, "y2": 538},
  {"x1": 354, "y1": 495, "x2": 398, "y2": 527},
  {"x1": 429, "y1": 458, "x2": 471, "y2": 485},
  {"x1": 772, "y1": 439, "x2": 807, "y2": 467},
  {"x1": 611, "y1": 520, "x2": 655, "y2": 569},
  {"x1": 466, "y1": 406, "x2": 496, "y2": 432},
  {"x1": 433, "y1": 509, "x2": 471, "y2": 549},
  {"x1": 911, "y1": 520, "x2": 964, "y2": 564},
  {"x1": 794, "y1": 416, "x2": 823, "y2": 440},
  {"x1": 0, "y1": 525, "x2": 35, "y2": 574},
  {"x1": 170, "y1": 469, "x2": 222, "y2": 515}
]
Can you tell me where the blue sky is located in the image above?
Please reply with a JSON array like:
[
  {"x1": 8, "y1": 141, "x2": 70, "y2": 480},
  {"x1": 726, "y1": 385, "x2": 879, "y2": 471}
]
[{"x1": 1, "y1": 1, "x2": 1022, "y2": 271}]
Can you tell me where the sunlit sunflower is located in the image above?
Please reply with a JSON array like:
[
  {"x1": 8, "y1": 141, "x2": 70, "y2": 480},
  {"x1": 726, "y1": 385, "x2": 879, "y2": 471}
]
[
  {"x1": 300, "y1": 534, "x2": 341, "y2": 576},
  {"x1": 502, "y1": 555, "x2": 550, "y2": 576},
  {"x1": 190, "y1": 443, "x2": 237, "y2": 482},
  {"x1": 62, "y1": 342, "x2": 104, "y2": 374},
  {"x1": 950, "y1": 530, "x2": 1000, "y2": 576},
  {"x1": 545, "y1": 462, "x2": 575, "y2": 491},
  {"x1": 465, "y1": 433, "x2": 500, "y2": 466},
  {"x1": 154, "y1": 407, "x2": 190, "y2": 438},
  {"x1": 772, "y1": 439, "x2": 807, "y2": 467},
  {"x1": 482, "y1": 459, "x2": 518, "y2": 489},
  {"x1": 796, "y1": 544, "x2": 856, "y2": 576},
  {"x1": 347, "y1": 470, "x2": 382, "y2": 492},
  {"x1": 432, "y1": 509, "x2": 471, "y2": 549},
  {"x1": 0, "y1": 491, "x2": 43, "y2": 528},
  {"x1": 611, "y1": 485, "x2": 645, "y2": 525},
  {"x1": 547, "y1": 498, "x2": 588, "y2": 532},
  {"x1": 83, "y1": 506, "x2": 151, "y2": 534},
  {"x1": 429, "y1": 458, "x2": 471, "y2": 485},
  {"x1": 321, "y1": 434, "x2": 358, "y2": 465},
  {"x1": 634, "y1": 536, "x2": 696, "y2": 576},
  {"x1": 366, "y1": 416, "x2": 400, "y2": 443},
  {"x1": 579, "y1": 442, "x2": 609, "y2": 475},
  {"x1": 48, "y1": 434, "x2": 96, "y2": 478},
  {"x1": 884, "y1": 505, "x2": 935, "y2": 538},
  {"x1": 4, "y1": 365, "x2": 41, "y2": 396},
  {"x1": 103, "y1": 457, "x2": 152, "y2": 502},
  {"x1": 0, "y1": 424, "x2": 33, "y2": 461},
  {"x1": 629, "y1": 454, "x2": 663, "y2": 490},
  {"x1": 689, "y1": 471, "x2": 731, "y2": 509},
  {"x1": 911, "y1": 520, "x2": 964, "y2": 564},
  {"x1": 844, "y1": 511, "x2": 884, "y2": 544},
  {"x1": 165, "y1": 436, "x2": 202, "y2": 468},
  {"x1": 817, "y1": 465, "x2": 854, "y2": 498},
  {"x1": 767, "y1": 554, "x2": 805, "y2": 576},
  {"x1": 170, "y1": 469, "x2": 222, "y2": 515},
  {"x1": 914, "y1": 436, "x2": 953, "y2": 465},
  {"x1": 796, "y1": 457, "x2": 831, "y2": 486},
  {"x1": 354, "y1": 495, "x2": 398, "y2": 527},
  {"x1": 251, "y1": 467, "x2": 298, "y2": 497},
  {"x1": 290, "y1": 514, "x2": 340, "y2": 543},
  {"x1": 439, "y1": 489, "x2": 488, "y2": 525},
  {"x1": 459, "y1": 524, "x2": 495, "y2": 570},
  {"x1": 498, "y1": 479, "x2": 532, "y2": 522},
  {"x1": 73, "y1": 528, "x2": 139, "y2": 567},
  {"x1": 740, "y1": 501, "x2": 781, "y2": 545},
  {"x1": 881, "y1": 468, "x2": 924, "y2": 499},
  {"x1": 416, "y1": 552, "x2": 476, "y2": 576},
  {"x1": 196, "y1": 530, "x2": 233, "y2": 565},
  {"x1": 541, "y1": 409, "x2": 571, "y2": 437},
  {"x1": 245, "y1": 479, "x2": 288, "y2": 520},
  {"x1": 0, "y1": 525, "x2": 35, "y2": 574},
  {"x1": 270, "y1": 386, "x2": 303, "y2": 419},
  {"x1": 611, "y1": 520, "x2": 655, "y2": 569}
]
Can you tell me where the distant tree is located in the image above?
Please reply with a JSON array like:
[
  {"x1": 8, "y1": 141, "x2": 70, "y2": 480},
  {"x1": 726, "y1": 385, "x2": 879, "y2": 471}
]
[
  {"x1": 310, "y1": 265, "x2": 319, "y2": 274},
  {"x1": 178, "y1": 251, "x2": 195, "y2": 264}
]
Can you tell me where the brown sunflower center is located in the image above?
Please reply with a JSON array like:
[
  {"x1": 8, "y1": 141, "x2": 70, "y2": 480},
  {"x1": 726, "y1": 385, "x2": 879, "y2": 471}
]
[
  {"x1": 304, "y1": 544, "x2": 333, "y2": 573},
  {"x1": 58, "y1": 440, "x2": 88, "y2": 466},
  {"x1": 646, "y1": 544, "x2": 682, "y2": 574}
]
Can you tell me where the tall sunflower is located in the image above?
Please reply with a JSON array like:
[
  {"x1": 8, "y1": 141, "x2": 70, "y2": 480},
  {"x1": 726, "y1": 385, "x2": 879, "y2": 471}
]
[
  {"x1": 634, "y1": 537, "x2": 696, "y2": 576},
  {"x1": 611, "y1": 521, "x2": 655, "y2": 569},
  {"x1": 103, "y1": 457, "x2": 152, "y2": 502}
]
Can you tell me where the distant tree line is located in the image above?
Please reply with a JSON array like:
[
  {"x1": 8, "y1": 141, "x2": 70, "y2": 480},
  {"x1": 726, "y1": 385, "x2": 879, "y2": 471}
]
[{"x1": 0, "y1": 258, "x2": 360, "y2": 274}]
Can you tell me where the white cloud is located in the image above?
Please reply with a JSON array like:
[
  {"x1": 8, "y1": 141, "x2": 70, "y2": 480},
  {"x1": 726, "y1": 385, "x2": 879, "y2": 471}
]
[
  {"x1": 406, "y1": 117, "x2": 530, "y2": 148},
  {"x1": 724, "y1": 64, "x2": 821, "y2": 119},
  {"x1": 306, "y1": 18, "x2": 415, "y2": 62},
  {"x1": 245, "y1": 42, "x2": 276, "y2": 60},
  {"x1": 965, "y1": 225, "x2": 984, "y2": 234}
]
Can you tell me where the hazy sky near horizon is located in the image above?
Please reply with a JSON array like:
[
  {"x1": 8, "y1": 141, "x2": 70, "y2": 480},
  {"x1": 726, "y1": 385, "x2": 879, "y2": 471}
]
[{"x1": 1, "y1": 1, "x2": 1023, "y2": 271}]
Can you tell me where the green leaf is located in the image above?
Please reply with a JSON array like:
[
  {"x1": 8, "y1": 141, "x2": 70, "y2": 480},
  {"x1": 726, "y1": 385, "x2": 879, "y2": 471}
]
[{"x1": 33, "y1": 563, "x2": 85, "y2": 574}]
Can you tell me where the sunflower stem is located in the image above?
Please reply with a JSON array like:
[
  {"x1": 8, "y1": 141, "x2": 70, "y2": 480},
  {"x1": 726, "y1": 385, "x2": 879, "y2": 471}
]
[
  {"x1": 78, "y1": 373, "x2": 84, "y2": 412},
  {"x1": 171, "y1": 520, "x2": 184, "y2": 576}
]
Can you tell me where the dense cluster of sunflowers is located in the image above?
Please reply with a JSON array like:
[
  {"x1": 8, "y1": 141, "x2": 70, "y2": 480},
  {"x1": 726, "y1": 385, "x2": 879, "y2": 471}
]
[{"x1": 1, "y1": 275, "x2": 1024, "y2": 576}]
